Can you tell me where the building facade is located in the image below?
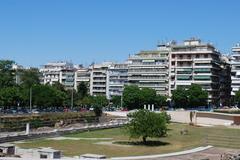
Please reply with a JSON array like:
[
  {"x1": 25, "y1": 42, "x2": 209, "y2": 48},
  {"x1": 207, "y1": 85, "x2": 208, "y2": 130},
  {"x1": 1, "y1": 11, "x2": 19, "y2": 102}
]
[
  {"x1": 40, "y1": 61, "x2": 75, "y2": 89},
  {"x1": 230, "y1": 43, "x2": 240, "y2": 97},
  {"x1": 89, "y1": 62, "x2": 113, "y2": 96},
  {"x1": 128, "y1": 45, "x2": 170, "y2": 96},
  {"x1": 106, "y1": 63, "x2": 128, "y2": 99},
  {"x1": 74, "y1": 67, "x2": 90, "y2": 91},
  {"x1": 169, "y1": 39, "x2": 221, "y2": 106}
]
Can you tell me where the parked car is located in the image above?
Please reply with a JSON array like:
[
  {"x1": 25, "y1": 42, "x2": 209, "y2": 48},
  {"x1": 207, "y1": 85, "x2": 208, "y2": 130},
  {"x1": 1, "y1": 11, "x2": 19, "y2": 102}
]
[
  {"x1": 121, "y1": 108, "x2": 128, "y2": 111},
  {"x1": 31, "y1": 109, "x2": 40, "y2": 114}
]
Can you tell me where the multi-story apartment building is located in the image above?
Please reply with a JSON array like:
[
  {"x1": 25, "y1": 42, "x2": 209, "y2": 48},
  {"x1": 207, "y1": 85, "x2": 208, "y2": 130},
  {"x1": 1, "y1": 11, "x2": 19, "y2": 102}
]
[
  {"x1": 106, "y1": 63, "x2": 128, "y2": 99},
  {"x1": 89, "y1": 62, "x2": 113, "y2": 96},
  {"x1": 230, "y1": 43, "x2": 240, "y2": 97},
  {"x1": 128, "y1": 45, "x2": 170, "y2": 96},
  {"x1": 11, "y1": 63, "x2": 24, "y2": 85},
  {"x1": 74, "y1": 66, "x2": 90, "y2": 91},
  {"x1": 60, "y1": 69, "x2": 75, "y2": 90},
  {"x1": 40, "y1": 61, "x2": 75, "y2": 89},
  {"x1": 169, "y1": 38, "x2": 221, "y2": 106}
]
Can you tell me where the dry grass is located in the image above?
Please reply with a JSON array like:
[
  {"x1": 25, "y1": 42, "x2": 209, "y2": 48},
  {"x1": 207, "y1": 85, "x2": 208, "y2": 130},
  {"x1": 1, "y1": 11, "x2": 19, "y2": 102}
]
[{"x1": 16, "y1": 123, "x2": 240, "y2": 157}]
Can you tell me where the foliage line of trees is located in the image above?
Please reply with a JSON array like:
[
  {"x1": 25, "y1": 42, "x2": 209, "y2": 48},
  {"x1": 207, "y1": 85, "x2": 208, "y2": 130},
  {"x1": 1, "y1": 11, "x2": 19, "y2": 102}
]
[
  {"x1": 0, "y1": 60, "x2": 108, "y2": 113},
  {"x1": 0, "y1": 60, "x2": 214, "y2": 111},
  {"x1": 171, "y1": 84, "x2": 208, "y2": 108}
]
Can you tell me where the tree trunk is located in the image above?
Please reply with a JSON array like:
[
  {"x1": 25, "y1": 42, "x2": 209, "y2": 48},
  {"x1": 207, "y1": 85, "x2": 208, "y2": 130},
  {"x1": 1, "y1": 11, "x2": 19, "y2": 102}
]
[{"x1": 142, "y1": 136, "x2": 147, "y2": 144}]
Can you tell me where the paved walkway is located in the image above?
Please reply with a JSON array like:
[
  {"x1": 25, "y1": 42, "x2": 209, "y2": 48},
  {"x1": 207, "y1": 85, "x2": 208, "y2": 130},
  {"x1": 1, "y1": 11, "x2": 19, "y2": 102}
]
[
  {"x1": 111, "y1": 146, "x2": 213, "y2": 160},
  {"x1": 105, "y1": 111, "x2": 235, "y2": 126},
  {"x1": 147, "y1": 147, "x2": 240, "y2": 160},
  {"x1": 47, "y1": 137, "x2": 113, "y2": 141}
]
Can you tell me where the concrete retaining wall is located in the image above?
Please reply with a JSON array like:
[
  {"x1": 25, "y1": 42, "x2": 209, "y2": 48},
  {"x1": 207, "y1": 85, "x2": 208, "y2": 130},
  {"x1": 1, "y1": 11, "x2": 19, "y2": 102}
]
[
  {"x1": 167, "y1": 111, "x2": 240, "y2": 126},
  {"x1": 0, "y1": 122, "x2": 126, "y2": 144}
]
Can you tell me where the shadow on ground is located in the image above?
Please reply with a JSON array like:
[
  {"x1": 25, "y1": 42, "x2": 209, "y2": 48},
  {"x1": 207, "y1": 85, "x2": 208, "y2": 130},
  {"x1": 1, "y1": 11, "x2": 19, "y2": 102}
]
[{"x1": 114, "y1": 140, "x2": 170, "y2": 146}]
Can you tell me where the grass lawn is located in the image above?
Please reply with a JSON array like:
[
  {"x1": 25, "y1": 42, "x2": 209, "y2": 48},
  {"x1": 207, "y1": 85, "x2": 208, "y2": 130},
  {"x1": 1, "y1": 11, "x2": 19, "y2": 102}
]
[{"x1": 16, "y1": 123, "x2": 240, "y2": 157}]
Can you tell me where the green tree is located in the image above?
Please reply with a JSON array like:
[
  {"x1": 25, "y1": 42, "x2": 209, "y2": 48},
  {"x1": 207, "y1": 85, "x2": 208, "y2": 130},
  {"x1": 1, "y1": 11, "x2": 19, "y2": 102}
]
[
  {"x1": 31, "y1": 84, "x2": 67, "y2": 108},
  {"x1": 91, "y1": 96, "x2": 109, "y2": 116},
  {"x1": 80, "y1": 96, "x2": 93, "y2": 108},
  {"x1": 140, "y1": 88, "x2": 156, "y2": 105},
  {"x1": 0, "y1": 86, "x2": 22, "y2": 108},
  {"x1": 122, "y1": 85, "x2": 141, "y2": 110},
  {"x1": 52, "y1": 82, "x2": 66, "y2": 92},
  {"x1": 126, "y1": 109, "x2": 168, "y2": 144},
  {"x1": 172, "y1": 87, "x2": 189, "y2": 108},
  {"x1": 0, "y1": 60, "x2": 15, "y2": 88},
  {"x1": 234, "y1": 90, "x2": 240, "y2": 106},
  {"x1": 172, "y1": 84, "x2": 208, "y2": 108},
  {"x1": 188, "y1": 84, "x2": 208, "y2": 107},
  {"x1": 155, "y1": 95, "x2": 167, "y2": 109},
  {"x1": 77, "y1": 82, "x2": 88, "y2": 100},
  {"x1": 20, "y1": 68, "x2": 40, "y2": 88},
  {"x1": 111, "y1": 96, "x2": 121, "y2": 108}
]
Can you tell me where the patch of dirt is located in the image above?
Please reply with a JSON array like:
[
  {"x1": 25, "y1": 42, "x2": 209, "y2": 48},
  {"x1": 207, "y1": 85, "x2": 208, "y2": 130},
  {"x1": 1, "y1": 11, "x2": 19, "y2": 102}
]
[{"x1": 95, "y1": 141, "x2": 132, "y2": 147}]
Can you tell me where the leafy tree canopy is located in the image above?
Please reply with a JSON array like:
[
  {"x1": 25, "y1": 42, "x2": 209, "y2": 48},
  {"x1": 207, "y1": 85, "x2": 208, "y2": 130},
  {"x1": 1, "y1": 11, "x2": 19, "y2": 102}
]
[
  {"x1": 20, "y1": 68, "x2": 40, "y2": 88},
  {"x1": 77, "y1": 82, "x2": 88, "y2": 100},
  {"x1": 126, "y1": 109, "x2": 168, "y2": 144},
  {"x1": 172, "y1": 84, "x2": 208, "y2": 108},
  {"x1": 111, "y1": 96, "x2": 121, "y2": 108},
  {"x1": 122, "y1": 85, "x2": 142, "y2": 110},
  {"x1": 234, "y1": 90, "x2": 240, "y2": 106},
  {"x1": 122, "y1": 85, "x2": 167, "y2": 110},
  {"x1": 0, "y1": 60, "x2": 15, "y2": 88}
]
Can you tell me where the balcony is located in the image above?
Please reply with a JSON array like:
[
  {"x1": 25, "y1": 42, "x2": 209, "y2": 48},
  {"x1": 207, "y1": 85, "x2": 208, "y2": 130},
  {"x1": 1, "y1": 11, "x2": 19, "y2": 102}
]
[
  {"x1": 177, "y1": 75, "x2": 192, "y2": 80},
  {"x1": 176, "y1": 58, "x2": 193, "y2": 62},
  {"x1": 93, "y1": 79, "x2": 106, "y2": 82},
  {"x1": 193, "y1": 75, "x2": 211, "y2": 80},
  {"x1": 129, "y1": 77, "x2": 168, "y2": 81},
  {"x1": 93, "y1": 74, "x2": 106, "y2": 78},
  {"x1": 128, "y1": 63, "x2": 168, "y2": 67},
  {"x1": 93, "y1": 84, "x2": 106, "y2": 88},
  {"x1": 175, "y1": 65, "x2": 193, "y2": 68},
  {"x1": 194, "y1": 68, "x2": 211, "y2": 73},
  {"x1": 92, "y1": 90, "x2": 106, "y2": 93}
]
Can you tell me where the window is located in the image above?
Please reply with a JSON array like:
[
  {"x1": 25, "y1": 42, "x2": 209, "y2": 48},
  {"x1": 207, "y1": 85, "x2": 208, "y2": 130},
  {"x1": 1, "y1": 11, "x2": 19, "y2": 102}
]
[
  {"x1": 196, "y1": 55, "x2": 199, "y2": 58},
  {"x1": 40, "y1": 154, "x2": 48, "y2": 159},
  {"x1": 204, "y1": 54, "x2": 208, "y2": 58}
]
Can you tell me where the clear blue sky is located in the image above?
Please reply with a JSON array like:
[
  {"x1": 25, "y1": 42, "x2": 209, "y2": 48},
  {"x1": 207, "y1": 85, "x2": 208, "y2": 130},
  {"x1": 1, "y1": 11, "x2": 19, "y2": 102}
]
[{"x1": 0, "y1": 0, "x2": 240, "y2": 67}]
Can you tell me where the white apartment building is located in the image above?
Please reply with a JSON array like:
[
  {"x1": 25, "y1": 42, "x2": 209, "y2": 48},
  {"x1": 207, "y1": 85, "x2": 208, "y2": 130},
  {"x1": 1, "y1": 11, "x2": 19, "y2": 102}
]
[
  {"x1": 230, "y1": 43, "x2": 240, "y2": 96},
  {"x1": 40, "y1": 61, "x2": 75, "y2": 89},
  {"x1": 74, "y1": 67, "x2": 90, "y2": 91},
  {"x1": 89, "y1": 62, "x2": 113, "y2": 96},
  {"x1": 106, "y1": 63, "x2": 128, "y2": 99},
  {"x1": 11, "y1": 63, "x2": 24, "y2": 85},
  {"x1": 169, "y1": 38, "x2": 221, "y2": 106},
  {"x1": 128, "y1": 45, "x2": 170, "y2": 96}
]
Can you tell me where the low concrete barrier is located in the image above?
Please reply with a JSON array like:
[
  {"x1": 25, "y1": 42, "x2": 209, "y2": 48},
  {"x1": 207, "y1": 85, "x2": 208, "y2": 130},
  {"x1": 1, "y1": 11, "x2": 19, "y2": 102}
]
[
  {"x1": 0, "y1": 122, "x2": 128, "y2": 144},
  {"x1": 167, "y1": 111, "x2": 240, "y2": 126},
  {"x1": 196, "y1": 112, "x2": 240, "y2": 125}
]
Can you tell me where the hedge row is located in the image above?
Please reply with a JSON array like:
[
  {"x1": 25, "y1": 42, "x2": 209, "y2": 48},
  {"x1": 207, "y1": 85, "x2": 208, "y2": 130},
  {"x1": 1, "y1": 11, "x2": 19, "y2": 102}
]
[{"x1": 0, "y1": 112, "x2": 97, "y2": 132}]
